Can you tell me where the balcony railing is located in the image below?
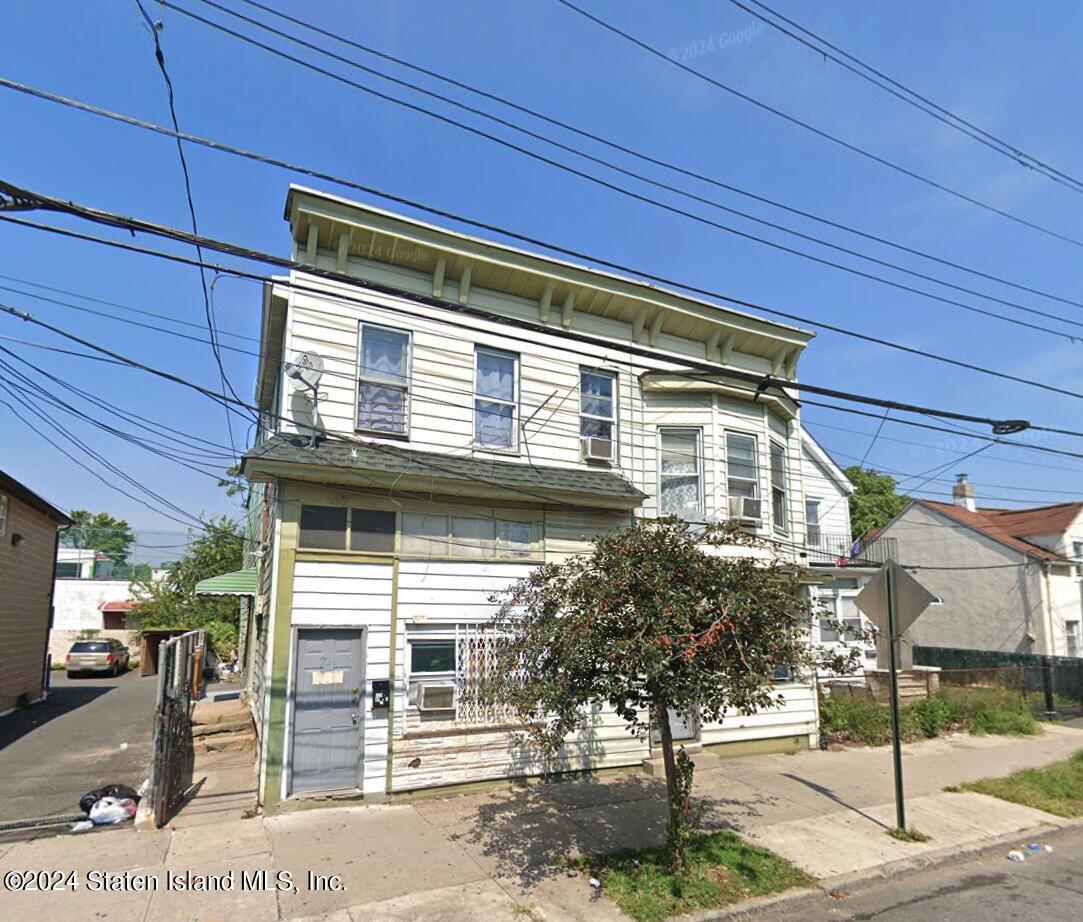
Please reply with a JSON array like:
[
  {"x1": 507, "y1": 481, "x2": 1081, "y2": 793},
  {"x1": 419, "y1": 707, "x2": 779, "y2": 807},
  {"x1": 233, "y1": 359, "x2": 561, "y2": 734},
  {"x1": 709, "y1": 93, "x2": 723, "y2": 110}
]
[{"x1": 801, "y1": 531, "x2": 898, "y2": 567}]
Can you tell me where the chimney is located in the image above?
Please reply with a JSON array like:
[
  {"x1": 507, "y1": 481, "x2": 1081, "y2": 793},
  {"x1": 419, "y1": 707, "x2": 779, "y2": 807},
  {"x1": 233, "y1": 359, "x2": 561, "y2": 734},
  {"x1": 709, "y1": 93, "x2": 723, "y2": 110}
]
[{"x1": 953, "y1": 473, "x2": 976, "y2": 512}]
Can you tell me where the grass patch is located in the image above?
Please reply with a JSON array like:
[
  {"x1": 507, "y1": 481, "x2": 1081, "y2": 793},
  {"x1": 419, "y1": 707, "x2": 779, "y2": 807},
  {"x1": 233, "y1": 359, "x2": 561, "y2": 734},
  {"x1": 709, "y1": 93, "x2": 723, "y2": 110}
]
[
  {"x1": 887, "y1": 826, "x2": 931, "y2": 843},
  {"x1": 819, "y1": 687, "x2": 1039, "y2": 747},
  {"x1": 575, "y1": 831, "x2": 811, "y2": 922},
  {"x1": 958, "y1": 749, "x2": 1083, "y2": 818}
]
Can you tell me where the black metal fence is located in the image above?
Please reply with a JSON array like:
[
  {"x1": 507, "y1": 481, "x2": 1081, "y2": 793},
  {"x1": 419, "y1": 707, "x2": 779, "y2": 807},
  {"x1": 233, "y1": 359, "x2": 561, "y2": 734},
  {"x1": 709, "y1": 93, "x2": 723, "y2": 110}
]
[
  {"x1": 915, "y1": 646, "x2": 1083, "y2": 718},
  {"x1": 147, "y1": 630, "x2": 204, "y2": 827}
]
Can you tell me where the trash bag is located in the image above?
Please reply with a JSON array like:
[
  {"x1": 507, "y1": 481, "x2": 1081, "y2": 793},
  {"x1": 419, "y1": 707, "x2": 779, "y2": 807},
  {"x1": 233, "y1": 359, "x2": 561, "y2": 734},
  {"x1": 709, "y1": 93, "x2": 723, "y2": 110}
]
[
  {"x1": 79, "y1": 784, "x2": 140, "y2": 815},
  {"x1": 89, "y1": 796, "x2": 138, "y2": 825}
]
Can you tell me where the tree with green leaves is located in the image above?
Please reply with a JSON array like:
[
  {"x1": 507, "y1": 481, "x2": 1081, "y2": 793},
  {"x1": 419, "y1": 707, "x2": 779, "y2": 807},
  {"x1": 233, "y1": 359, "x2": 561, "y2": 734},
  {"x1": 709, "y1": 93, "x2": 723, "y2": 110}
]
[
  {"x1": 128, "y1": 516, "x2": 244, "y2": 658},
  {"x1": 481, "y1": 518, "x2": 858, "y2": 868},
  {"x1": 61, "y1": 510, "x2": 135, "y2": 564},
  {"x1": 844, "y1": 466, "x2": 910, "y2": 538}
]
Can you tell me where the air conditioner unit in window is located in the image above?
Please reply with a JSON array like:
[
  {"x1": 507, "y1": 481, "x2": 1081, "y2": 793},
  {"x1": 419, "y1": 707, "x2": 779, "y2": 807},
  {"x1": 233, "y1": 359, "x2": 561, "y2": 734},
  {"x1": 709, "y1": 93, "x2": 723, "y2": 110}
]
[
  {"x1": 581, "y1": 436, "x2": 614, "y2": 462},
  {"x1": 728, "y1": 496, "x2": 762, "y2": 521},
  {"x1": 417, "y1": 683, "x2": 455, "y2": 712}
]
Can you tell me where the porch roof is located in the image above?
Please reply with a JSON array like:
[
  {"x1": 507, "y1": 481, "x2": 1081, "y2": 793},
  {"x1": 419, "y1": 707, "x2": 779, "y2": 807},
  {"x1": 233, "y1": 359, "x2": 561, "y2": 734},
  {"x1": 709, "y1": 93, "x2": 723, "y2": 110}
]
[{"x1": 242, "y1": 434, "x2": 647, "y2": 510}]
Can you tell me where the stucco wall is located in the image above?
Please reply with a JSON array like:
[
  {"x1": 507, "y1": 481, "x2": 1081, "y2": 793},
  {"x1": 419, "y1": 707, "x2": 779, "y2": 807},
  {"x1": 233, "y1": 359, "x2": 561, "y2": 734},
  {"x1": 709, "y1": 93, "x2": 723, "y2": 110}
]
[
  {"x1": 52, "y1": 579, "x2": 134, "y2": 630},
  {"x1": 0, "y1": 492, "x2": 60, "y2": 712},
  {"x1": 878, "y1": 504, "x2": 1047, "y2": 654}
]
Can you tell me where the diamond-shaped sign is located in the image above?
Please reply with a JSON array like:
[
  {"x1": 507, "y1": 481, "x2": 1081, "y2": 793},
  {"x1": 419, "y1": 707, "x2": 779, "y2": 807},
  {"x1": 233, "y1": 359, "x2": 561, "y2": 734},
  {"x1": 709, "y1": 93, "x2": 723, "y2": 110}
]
[{"x1": 855, "y1": 561, "x2": 937, "y2": 670}]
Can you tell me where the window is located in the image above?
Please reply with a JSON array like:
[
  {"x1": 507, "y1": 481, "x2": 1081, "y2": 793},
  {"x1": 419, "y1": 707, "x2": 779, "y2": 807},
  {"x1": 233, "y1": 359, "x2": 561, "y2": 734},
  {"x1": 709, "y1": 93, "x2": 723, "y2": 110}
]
[
  {"x1": 401, "y1": 513, "x2": 534, "y2": 558},
  {"x1": 357, "y1": 324, "x2": 410, "y2": 435},
  {"x1": 1073, "y1": 540, "x2": 1083, "y2": 578},
  {"x1": 726, "y1": 433, "x2": 759, "y2": 500},
  {"x1": 0, "y1": 493, "x2": 7, "y2": 538},
  {"x1": 770, "y1": 441, "x2": 787, "y2": 533},
  {"x1": 55, "y1": 561, "x2": 81, "y2": 579},
  {"x1": 299, "y1": 506, "x2": 347, "y2": 549},
  {"x1": 806, "y1": 499, "x2": 822, "y2": 547},
  {"x1": 474, "y1": 347, "x2": 518, "y2": 449},
  {"x1": 1067, "y1": 621, "x2": 1081, "y2": 658},
  {"x1": 659, "y1": 428, "x2": 703, "y2": 519},
  {"x1": 580, "y1": 369, "x2": 616, "y2": 461},
  {"x1": 410, "y1": 640, "x2": 456, "y2": 675},
  {"x1": 350, "y1": 509, "x2": 396, "y2": 553}
]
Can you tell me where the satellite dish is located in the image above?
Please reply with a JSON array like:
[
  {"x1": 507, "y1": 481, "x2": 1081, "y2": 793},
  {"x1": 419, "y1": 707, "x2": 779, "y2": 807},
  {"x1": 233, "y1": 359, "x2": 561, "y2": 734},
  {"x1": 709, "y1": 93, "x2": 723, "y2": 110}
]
[{"x1": 285, "y1": 352, "x2": 324, "y2": 392}]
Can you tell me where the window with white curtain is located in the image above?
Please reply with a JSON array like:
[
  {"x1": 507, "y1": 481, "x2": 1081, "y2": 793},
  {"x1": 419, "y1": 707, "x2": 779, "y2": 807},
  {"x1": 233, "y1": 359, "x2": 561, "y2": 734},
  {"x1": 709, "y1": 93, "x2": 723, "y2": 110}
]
[
  {"x1": 401, "y1": 513, "x2": 534, "y2": 558},
  {"x1": 474, "y1": 347, "x2": 518, "y2": 449},
  {"x1": 659, "y1": 428, "x2": 703, "y2": 519},
  {"x1": 580, "y1": 369, "x2": 616, "y2": 460},
  {"x1": 357, "y1": 324, "x2": 410, "y2": 435}
]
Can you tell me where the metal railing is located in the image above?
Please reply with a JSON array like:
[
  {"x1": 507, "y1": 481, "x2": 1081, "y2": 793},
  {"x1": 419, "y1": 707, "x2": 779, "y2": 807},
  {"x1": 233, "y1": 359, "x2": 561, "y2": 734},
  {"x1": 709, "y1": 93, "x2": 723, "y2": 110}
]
[{"x1": 802, "y1": 531, "x2": 898, "y2": 566}]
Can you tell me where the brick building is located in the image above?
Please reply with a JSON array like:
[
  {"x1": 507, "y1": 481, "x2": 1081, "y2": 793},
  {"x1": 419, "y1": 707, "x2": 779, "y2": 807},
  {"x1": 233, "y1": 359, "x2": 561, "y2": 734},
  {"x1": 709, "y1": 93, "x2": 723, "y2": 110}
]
[{"x1": 0, "y1": 470, "x2": 71, "y2": 715}]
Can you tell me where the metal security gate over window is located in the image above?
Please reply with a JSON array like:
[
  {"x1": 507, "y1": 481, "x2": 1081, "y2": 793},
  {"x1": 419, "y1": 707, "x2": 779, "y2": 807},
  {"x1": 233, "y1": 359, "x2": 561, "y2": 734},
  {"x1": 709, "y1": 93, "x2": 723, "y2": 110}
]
[{"x1": 147, "y1": 630, "x2": 204, "y2": 827}]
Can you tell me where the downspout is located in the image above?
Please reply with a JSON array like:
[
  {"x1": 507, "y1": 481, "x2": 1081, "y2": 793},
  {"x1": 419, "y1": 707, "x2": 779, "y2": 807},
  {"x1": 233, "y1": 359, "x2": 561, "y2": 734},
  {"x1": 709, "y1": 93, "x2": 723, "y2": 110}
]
[{"x1": 41, "y1": 522, "x2": 66, "y2": 700}]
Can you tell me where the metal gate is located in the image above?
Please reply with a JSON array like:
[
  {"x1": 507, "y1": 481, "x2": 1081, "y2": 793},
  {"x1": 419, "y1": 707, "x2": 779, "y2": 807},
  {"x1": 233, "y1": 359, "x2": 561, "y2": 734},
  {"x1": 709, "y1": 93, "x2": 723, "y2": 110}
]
[{"x1": 147, "y1": 630, "x2": 205, "y2": 827}]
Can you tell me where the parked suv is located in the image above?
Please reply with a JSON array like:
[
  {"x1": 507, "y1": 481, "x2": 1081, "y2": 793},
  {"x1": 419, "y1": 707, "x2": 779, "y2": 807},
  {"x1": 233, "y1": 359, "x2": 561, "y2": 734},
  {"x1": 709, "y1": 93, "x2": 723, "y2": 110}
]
[{"x1": 66, "y1": 639, "x2": 130, "y2": 678}]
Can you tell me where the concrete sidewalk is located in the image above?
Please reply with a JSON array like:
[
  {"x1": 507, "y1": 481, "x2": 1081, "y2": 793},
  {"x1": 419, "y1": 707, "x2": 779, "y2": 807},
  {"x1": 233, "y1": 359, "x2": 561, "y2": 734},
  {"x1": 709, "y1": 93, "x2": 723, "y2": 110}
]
[{"x1": 1, "y1": 724, "x2": 1080, "y2": 921}]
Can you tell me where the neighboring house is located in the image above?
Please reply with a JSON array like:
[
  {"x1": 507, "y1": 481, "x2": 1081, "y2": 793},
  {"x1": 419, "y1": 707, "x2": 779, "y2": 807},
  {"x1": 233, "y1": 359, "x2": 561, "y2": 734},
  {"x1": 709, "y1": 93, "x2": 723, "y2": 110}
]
[
  {"x1": 0, "y1": 470, "x2": 71, "y2": 714},
  {"x1": 869, "y1": 474, "x2": 1083, "y2": 659},
  {"x1": 50, "y1": 547, "x2": 139, "y2": 662},
  {"x1": 800, "y1": 433, "x2": 881, "y2": 672},
  {"x1": 237, "y1": 185, "x2": 874, "y2": 809}
]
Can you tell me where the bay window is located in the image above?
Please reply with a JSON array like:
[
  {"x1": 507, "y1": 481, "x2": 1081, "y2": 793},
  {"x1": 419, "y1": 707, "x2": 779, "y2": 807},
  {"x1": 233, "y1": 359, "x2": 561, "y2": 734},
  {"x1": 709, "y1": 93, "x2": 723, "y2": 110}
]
[
  {"x1": 659, "y1": 428, "x2": 703, "y2": 519},
  {"x1": 770, "y1": 441, "x2": 787, "y2": 533}
]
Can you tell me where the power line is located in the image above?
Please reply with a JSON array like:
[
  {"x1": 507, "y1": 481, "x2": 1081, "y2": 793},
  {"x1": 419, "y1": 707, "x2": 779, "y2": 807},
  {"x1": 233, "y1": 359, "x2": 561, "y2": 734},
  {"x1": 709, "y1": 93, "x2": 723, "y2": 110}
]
[
  {"x1": 220, "y1": 0, "x2": 1083, "y2": 314},
  {"x1": 731, "y1": 0, "x2": 1083, "y2": 195},
  {"x1": 6, "y1": 80, "x2": 1083, "y2": 397},
  {"x1": 158, "y1": 0, "x2": 1083, "y2": 341},
  {"x1": 4, "y1": 181, "x2": 1081, "y2": 431},
  {"x1": 552, "y1": 0, "x2": 1083, "y2": 250}
]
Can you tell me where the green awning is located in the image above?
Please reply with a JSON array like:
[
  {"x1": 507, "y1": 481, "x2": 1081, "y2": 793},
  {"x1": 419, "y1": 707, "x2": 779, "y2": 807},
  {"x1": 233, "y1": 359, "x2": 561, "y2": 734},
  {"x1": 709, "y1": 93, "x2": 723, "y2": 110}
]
[{"x1": 195, "y1": 567, "x2": 257, "y2": 596}]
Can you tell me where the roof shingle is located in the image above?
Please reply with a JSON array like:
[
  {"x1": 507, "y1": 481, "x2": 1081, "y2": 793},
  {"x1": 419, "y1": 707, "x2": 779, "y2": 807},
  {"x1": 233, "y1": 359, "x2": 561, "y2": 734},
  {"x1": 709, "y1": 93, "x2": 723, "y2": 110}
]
[{"x1": 921, "y1": 500, "x2": 1083, "y2": 561}]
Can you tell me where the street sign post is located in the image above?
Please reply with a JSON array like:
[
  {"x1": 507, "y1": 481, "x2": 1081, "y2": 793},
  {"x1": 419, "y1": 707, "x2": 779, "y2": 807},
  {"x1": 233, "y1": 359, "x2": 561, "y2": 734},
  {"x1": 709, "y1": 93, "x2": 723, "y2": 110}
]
[{"x1": 855, "y1": 560, "x2": 937, "y2": 832}]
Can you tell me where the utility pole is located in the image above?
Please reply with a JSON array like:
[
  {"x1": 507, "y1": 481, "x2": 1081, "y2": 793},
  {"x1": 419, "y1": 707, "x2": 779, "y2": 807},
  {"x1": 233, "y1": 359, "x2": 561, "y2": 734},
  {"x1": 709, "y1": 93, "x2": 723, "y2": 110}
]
[{"x1": 885, "y1": 563, "x2": 906, "y2": 832}]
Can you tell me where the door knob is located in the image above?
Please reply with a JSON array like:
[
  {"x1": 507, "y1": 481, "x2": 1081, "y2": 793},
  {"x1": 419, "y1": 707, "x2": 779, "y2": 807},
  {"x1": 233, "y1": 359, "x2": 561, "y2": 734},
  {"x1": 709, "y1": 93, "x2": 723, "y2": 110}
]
[{"x1": 350, "y1": 713, "x2": 358, "y2": 724}]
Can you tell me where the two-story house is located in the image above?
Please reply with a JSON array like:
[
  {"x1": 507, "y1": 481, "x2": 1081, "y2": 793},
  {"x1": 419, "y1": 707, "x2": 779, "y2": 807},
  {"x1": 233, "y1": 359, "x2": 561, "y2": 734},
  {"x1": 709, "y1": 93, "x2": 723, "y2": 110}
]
[
  {"x1": 239, "y1": 185, "x2": 862, "y2": 810},
  {"x1": 870, "y1": 474, "x2": 1083, "y2": 660}
]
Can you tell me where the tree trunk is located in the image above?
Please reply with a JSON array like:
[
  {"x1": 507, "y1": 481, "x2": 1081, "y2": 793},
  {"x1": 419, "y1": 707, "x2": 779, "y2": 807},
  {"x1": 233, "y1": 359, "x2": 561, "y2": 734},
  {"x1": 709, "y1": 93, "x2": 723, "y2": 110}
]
[
  {"x1": 655, "y1": 696, "x2": 679, "y2": 807},
  {"x1": 655, "y1": 695, "x2": 690, "y2": 869}
]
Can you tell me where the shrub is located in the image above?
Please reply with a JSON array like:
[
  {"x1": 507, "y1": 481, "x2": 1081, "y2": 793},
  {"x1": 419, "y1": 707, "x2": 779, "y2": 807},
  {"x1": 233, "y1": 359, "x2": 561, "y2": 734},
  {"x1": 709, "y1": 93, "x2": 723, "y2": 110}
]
[
  {"x1": 202, "y1": 620, "x2": 239, "y2": 660},
  {"x1": 911, "y1": 694, "x2": 953, "y2": 738}
]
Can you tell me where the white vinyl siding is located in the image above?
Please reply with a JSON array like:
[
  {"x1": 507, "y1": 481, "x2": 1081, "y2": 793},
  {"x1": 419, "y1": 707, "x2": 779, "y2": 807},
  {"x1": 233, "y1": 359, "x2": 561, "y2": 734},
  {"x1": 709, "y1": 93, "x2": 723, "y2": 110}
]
[{"x1": 356, "y1": 323, "x2": 410, "y2": 436}]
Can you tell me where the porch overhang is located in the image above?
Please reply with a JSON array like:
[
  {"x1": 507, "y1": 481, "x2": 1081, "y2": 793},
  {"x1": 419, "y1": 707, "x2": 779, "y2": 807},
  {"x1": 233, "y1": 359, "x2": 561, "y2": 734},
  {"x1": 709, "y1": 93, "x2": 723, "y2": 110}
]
[
  {"x1": 242, "y1": 435, "x2": 647, "y2": 511},
  {"x1": 195, "y1": 568, "x2": 258, "y2": 597}
]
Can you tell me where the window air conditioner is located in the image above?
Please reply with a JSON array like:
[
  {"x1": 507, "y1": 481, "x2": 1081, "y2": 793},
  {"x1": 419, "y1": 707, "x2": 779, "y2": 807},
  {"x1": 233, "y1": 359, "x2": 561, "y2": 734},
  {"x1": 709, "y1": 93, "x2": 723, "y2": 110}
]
[
  {"x1": 417, "y1": 683, "x2": 455, "y2": 712},
  {"x1": 581, "y1": 436, "x2": 615, "y2": 462},
  {"x1": 728, "y1": 496, "x2": 762, "y2": 521}
]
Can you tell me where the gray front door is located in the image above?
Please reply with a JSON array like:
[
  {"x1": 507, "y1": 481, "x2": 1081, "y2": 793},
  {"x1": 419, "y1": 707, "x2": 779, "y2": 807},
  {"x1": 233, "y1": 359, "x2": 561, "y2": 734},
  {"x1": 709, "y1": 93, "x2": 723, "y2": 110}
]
[{"x1": 291, "y1": 628, "x2": 364, "y2": 794}]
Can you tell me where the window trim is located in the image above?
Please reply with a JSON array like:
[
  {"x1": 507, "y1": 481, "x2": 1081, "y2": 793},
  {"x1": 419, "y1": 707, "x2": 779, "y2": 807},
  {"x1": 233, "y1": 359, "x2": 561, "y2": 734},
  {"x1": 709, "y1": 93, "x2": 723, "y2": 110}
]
[
  {"x1": 579, "y1": 367, "x2": 618, "y2": 463},
  {"x1": 355, "y1": 322, "x2": 412, "y2": 439},
  {"x1": 770, "y1": 439, "x2": 787, "y2": 534},
  {"x1": 658, "y1": 427, "x2": 704, "y2": 520},
  {"x1": 473, "y1": 346, "x2": 520, "y2": 452}
]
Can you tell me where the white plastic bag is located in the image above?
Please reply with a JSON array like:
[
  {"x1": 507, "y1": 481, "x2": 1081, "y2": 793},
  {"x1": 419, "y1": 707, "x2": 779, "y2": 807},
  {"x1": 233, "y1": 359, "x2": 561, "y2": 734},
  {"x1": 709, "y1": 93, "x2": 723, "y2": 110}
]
[{"x1": 89, "y1": 796, "x2": 137, "y2": 825}]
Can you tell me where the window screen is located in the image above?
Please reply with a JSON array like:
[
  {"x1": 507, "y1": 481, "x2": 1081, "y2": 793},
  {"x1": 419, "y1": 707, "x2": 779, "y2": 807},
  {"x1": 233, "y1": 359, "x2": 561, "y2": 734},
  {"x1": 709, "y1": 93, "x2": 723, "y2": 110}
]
[
  {"x1": 299, "y1": 505, "x2": 347, "y2": 549},
  {"x1": 350, "y1": 509, "x2": 396, "y2": 552},
  {"x1": 410, "y1": 640, "x2": 455, "y2": 674}
]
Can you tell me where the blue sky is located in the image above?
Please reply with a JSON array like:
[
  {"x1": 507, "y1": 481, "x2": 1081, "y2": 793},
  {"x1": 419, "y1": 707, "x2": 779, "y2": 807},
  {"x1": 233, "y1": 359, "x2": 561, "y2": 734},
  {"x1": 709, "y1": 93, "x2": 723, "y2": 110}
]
[{"x1": 2, "y1": 0, "x2": 1082, "y2": 540}]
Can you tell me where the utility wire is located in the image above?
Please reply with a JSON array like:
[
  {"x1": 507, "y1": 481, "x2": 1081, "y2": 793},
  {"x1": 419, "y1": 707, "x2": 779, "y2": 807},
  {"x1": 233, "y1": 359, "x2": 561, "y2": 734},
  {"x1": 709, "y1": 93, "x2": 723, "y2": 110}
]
[
  {"x1": 3, "y1": 180, "x2": 1081, "y2": 425},
  {"x1": 219, "y1": 0, "x2": 1083, "y2": 313},
  {"x1": 5, "y1": 80, "x2": 1083, "y2": 394},
  {"x1": 159, "y1": 0, "x2": 1083, "y2": 340},
  {"x1": 134, "y1": 0, "x2": 242, "y2": 460},
  {"x1": 553, "y1": 0, "x2": 1083, "y2": 250},
  {"x1": 732, "y1": 0, "x2": 1083, "y2": 195}
]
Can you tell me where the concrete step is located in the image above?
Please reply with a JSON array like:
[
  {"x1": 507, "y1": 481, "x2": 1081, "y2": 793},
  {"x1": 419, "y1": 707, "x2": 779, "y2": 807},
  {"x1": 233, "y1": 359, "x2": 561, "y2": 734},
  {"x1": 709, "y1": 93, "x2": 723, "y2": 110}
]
[
  {"x1": 192, "y1": 699, "x2": 249, "y2": 726},
  {"x1": 194, "y1": 731, "x2": 255, "y2": 755},
  {"x1": 192, "y1": 718, "x2": 252, "y2": 738}
]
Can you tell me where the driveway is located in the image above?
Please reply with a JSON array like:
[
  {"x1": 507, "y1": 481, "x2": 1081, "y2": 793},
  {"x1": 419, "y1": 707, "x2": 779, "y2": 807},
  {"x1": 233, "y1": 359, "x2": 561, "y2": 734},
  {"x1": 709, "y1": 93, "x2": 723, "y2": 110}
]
[{"x1": 0, "y1": 670, "x2": 156, "y2": 823}]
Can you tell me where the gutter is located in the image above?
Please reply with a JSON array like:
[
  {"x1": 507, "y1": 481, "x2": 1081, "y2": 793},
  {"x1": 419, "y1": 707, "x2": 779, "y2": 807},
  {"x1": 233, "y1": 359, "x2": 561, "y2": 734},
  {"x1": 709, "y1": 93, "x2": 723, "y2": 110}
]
[{"x1": 40, "y1": 522, "x2": 65, "y2": 699}]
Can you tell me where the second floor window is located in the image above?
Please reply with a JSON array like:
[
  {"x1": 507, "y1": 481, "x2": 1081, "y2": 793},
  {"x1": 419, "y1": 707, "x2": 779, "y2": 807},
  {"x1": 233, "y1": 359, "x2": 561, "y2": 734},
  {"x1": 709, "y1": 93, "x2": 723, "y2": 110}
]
[
  {"x1": 474, "y1": 347, "x2": 518, "y2": 449},
  {"x1": 770, "y1": 441, "x2": 787, "y2": 533},
  {"x1": 659, "y1": 428, "x2": 703, "y2": 519},
  {"x1": 357, "y1": 324, "x2": 410, "y2": 436},
  {"x1": 580, "y1": 369, "x2": 616, "y2": 462},
  {"x1": 726, "y1": 433, "x2": 759, "y2": 500}
]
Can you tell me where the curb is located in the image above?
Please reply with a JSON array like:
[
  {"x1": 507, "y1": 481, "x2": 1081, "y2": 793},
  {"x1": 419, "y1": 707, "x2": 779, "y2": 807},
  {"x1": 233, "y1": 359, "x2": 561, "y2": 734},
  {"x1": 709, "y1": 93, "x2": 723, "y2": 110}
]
[
  {"x1": 0, "y1": 813, "x2": 83, "y2": 832},
  {"x1": 693, "y1": 816, "x2": 1083, "y2": 920}
]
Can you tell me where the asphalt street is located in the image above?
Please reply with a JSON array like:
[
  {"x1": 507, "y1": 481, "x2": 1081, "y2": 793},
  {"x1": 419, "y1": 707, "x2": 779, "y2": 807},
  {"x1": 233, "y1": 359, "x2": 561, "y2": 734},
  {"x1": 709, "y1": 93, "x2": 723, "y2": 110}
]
[
  {"x1": 0, "y1": 670, "x2": 156, "y2": 824},
  {"x1": 750, "y1": 823, "x2": 1083, "y2": 922}
]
